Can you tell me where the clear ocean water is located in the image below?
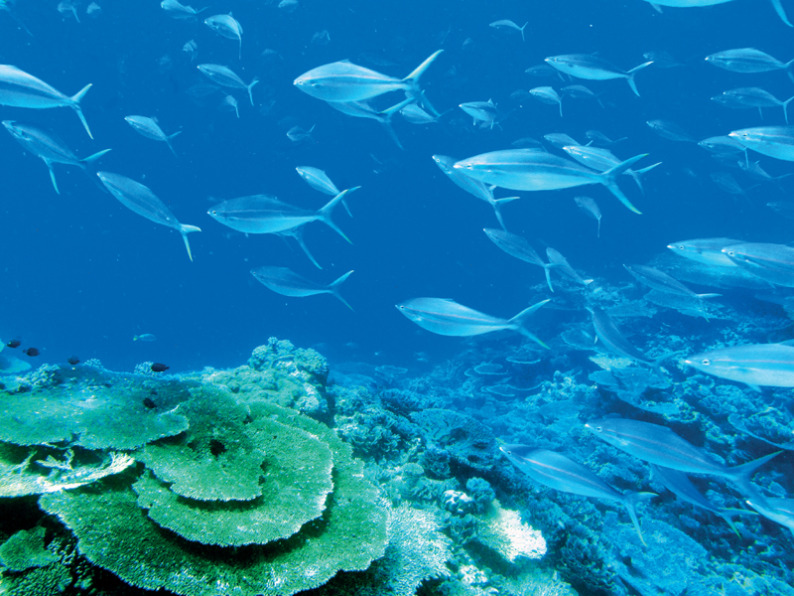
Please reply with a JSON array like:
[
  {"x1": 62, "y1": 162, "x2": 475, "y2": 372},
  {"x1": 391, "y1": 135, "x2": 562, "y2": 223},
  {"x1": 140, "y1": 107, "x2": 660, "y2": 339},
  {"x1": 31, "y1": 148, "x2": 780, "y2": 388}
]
[{"x1": 2, "y1": 1, "x2": 794, "y2": 595}]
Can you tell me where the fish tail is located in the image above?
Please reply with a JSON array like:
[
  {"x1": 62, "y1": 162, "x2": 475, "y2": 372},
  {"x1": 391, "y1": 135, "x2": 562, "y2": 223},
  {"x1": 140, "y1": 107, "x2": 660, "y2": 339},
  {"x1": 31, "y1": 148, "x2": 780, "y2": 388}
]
[
  {"x1": 626, "y1": 61, "x2": 653, "y2": 97},
  {"x1": 70, "y1": 83, "x2": 94, "y2": 139},
  {"x1": 491, "y1": 196, "x2": 519, "y2": 229},
  {"x1": 596, "y1": 217, "x2": 601, "y2": 239},
  {"x1": 728, "y1": 451, "x2": 782, "y2": 494},
  {"x1": 783, "y1": 96, "x2": 794, "y2": 124},
  {"x1": 520, "y1": 22, "x2": 528, "y2": 42},
  {"x1": 770, "y1": 0, "x2": 793, "y2": 27},
  {"x1": 327, "y1": 270, "x2": 355, "y2": 310},
  {"x1": 247, "y1": 78, "x2": 259, "y2": 106},
  {"x1": 403, "y1": 49, "x2": 443, "y2": 87},
  {"x1": 509, "y1": 299, "x2": 551, "y2": 348},
  {"x1": 179, "y1": 224, "x2": 202, "y2": 262},
  {"x1": 696, "y1": 293, "x2": 721, "y2": 299},
  {"x1": 319, "y1": 187, "x2": 360, "y2": 244},
  {"x1": 623, "y1": 491, "x2": 656, "y2": 547},
  {"x1": 599, "y1": 153, "x2": 648, "y2": 214},
  {"x1": 81, "y1": 148, "x2": 112, "y2": 164},
  {"x1": 45, "y1": 161, "x2": 60, "y2": 195},
  {"x1": 379, "y1": 119, "x2": 405, "y2": 150},
  {"x1": 543, "y1": 264, "x2": 555, "y2": 293}
]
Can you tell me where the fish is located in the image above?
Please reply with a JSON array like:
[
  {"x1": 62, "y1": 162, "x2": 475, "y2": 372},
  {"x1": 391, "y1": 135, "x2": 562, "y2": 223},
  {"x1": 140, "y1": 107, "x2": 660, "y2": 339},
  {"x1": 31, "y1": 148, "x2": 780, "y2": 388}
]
[
  {"x1": 745, "y1": 496, "x2": 794, "y2": 536},
  {"x1": 587, "y1": 306, "x2": 652, "y2": 365},
  {"x1": 585, "y1": 417, "x2": 780, "y2": 495},
  {"x1": 489, "y1": 19, "x2": 528, "y2": 42},
  {"x1": 729, "y1": 126, "x2": 794, "y2": 161},
  {"x1": 295, "y1": 166, "x2": 340, "y2": 196},
  {"x1": 23, "y1": 347, "x2": 39, "y2": 356},
  {"x1": 124, "y1": 115, "x2": 181, "y2": 156},
  {"x1": 529, "y1": 86, "x2": 563, "y2": 117},
  {"x1": 543, "y1": 132, "x2": 580, "y2": 149},
  {"x1": 646, "y1": 119, "x2": 695, "y2": 142},
  {"x1": 2, "y1": 120, "x2": 111, "y2": 194},
  {"x1": 67, "y1": 356, "x2": 80, "y2": 365},
  {"x1": 207, "y1": 189, "x2": 357, "y2": 242},
  {"x1": 458, "y1": 99, "x2": 500, "y2": 129},
  {"x1": 646, "y1": 0, "x2": 792, "y2": 27},
  {"x1": 705, "y1": 48, "x2": 794, "y2": 79},
  {"x1": 573, "y1": 196, "x2": 602, "y2": 237},
  {"x1": 250, "y1": 266, "x2": 354, "y2": 309},
  {"x1": 453, "y1": 149, "x2": 648, "y2": 214},
  {"x1": 160, "y1": 0, "x2": 204, "y2": 19},
  {"x1": 96, "y1": 171, "x2": 202, "y2": 262},
  {"x1": 499, "y1": 444, "x2": 654, "y2": 545},
  {"x1": 285, "y1": 124, "x2": 315, "y2": 144},
  {"x1": 204, "y1": 14, "x2": 243, "y2": 59},
  {"x1": 698, "y1": 135, "x2": 746, "y2": 155},
  {"x1": 684, "y1": 342, "x2": 794, "y2": 388},
  {"x1": 544, "y1": 54, "x2": 653, "y2": 96},
  {"x1": 326, "y1": 96, "x2": 414, "y2": 149},
  {"x1": 482, "y1": 228, "x2": 554, "y2": 291},
  {"x1": 711, "y1": 87, "x2": 794, "y2": 124},
  {"x1": 395, "y1": 297, "x2": 550, "y2": 348},
  {"x1": 433, "y1": 156, "x2": 519, "y2": 228},
  {"x1": 546, "y1": 248, "x2": 594, "y2": 288},
  {"x1": 150, "y1": 362, "x2": 169, "y2": 372},
  {"x1": 666, "y1": 237, "x2": 741, "y2": 268},
  {"x1": 623, "y1": 264, "x2": 720, "y2": 300},
  {"x1": 57, "y1": 0, "x2": 80, "y2": 23},
  {"x1": 293, "y1": 50, "x2": 443, "y2": 107},
  {"x1": 0, "y1": 65, "x2": 93, "y2": 138},
  {"x1": 6, "y1": 339, "x2": 20, "y2": 348},
  {"x1": 399, "y1": 103, "x2": 438, "y2": 125},
  {"x1": 562, "y1": 145, "x2": 661, "y2": 193},
  {"x1": 220, "y1": 94, "x2": 239, "y2": 118},
  {"x1": 197, "y1": 63, "x2": 258, "y2": 106},
  {"x1": 133, "y1": 334, "x2": 157, "y2": 342},
  {"x1": 650, "y1": 465, "x2": 752, "y2": 535},
  {"x1": 721, "y1": 242, "x2": 794, "y2": 286}
]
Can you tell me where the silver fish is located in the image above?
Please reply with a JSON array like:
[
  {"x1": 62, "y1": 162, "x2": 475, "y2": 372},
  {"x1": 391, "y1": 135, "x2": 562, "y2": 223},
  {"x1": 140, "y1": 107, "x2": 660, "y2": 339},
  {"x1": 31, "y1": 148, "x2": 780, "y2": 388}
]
[
  {"x1": 529, "y1": 86, "x2": 563, "y2": 117},
  {"x1": 489, "y1": 19, "x2": 527, "y2": 42},
  {"x1": 546, "y1": 247, "x2": 593, "y2": 288},
  {"x1": 204, "y1": 14, "x2": 243, "y2": 59},
  {"x1": 544, "y1": 54, "x2": 653, "y2": 96},
  {"x1": 250, "y1": 267, "x2": 354, "y2": 309},
  {"x1": 684, "y1": 343, "x2": 794, "y2": 387},
  {"x1": 453, "y1": 149, "x2": 648, "y2": 214},
  {"x1": 588, "y1": 306, "x2": 652, "y2": 364},
  {"x1": 698, "y1": 135, "x2": 747, "y2": 155},
  {"x1": 543, "y1": 132, "x2": 580, "y2": 149},
  {"x1": 562, "y1": 145, "x2": 661, "y2": 193},
  {"x1": 646, "y1": 0, "x2": 791, "y2": 28},
  {"x1": 433, "y1": 156, "x2": 519, "y2": 228},
  {"x1": 207, "y1": 189, "x2": 357, "y2": 242},
  {"x1": 706, "y1": 48, "x2": 794, "y2": 78},
  {"x1": 293, "y1": 50, "x2": 443, "y2": 106},
  {"x1": 96, "y1": 171, "x2": 201, "y2": 261},
  {"x1": 2, "y1": 120, "x2": 110, "y2": 194},
  {"x1": 623, "y1": 264, "x2": 720, "y2": 300},
  {"x1": 722, "y1": 241, "x2": 794, "y2": 286},
  {"x1": 197, "y1": 63, "x2": 258, "y2": 106},
  {"x1": 666, "y1": 237, "x2": 741, "y2": 267},
  {"x1": 500, "y1": 444, "x2": 654, "y2": 545},
  {"x1": 745, "y1": 496, "x2": 794, "y2": 536},
  {"x1": 573, "y1": 195, "x2": 602, "y2": 237},
  {"x1": 711, "y1": 87, "x2": 794, "y2": 124},
  {"x1": 399, "y1": 103, "x2": 438, "y2": 125},
  {"x1": 295, "y1": 166, "x2": 340, "y2": 196},
  {"x1": 395, "y1": 297, "x2": 549, "y2": 347},
  {"x1": 483, "y1": 228, "x2": 554, "y2": 291},
  {"x1": 0, "y1": 65, "x2": 93, "y2": 138},
  {"x1": 326, "y1": 96, "x2": 414, "y2": 149},
  {"x1": 585, "y1": 417, "x2": 780, "y2": 495},
  {"x1": 124, "y1": 115, "x2": 181, "y2": 156},
  {"x1": 459, "y1": 99, "x2": 499, "y2": 129},
  {"x1": 729, "y1": 126, "x2": 794, "y2": 161},
  {"x1": 161, "y1": 0, "x2": 204, "y2": 19}
]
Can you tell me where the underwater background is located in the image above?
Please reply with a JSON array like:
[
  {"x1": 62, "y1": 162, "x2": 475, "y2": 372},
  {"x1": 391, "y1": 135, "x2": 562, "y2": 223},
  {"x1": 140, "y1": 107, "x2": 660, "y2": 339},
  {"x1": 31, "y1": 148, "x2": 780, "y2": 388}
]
[{"x1": 2, "y1": 1, "x2": 794, "y2": 595}]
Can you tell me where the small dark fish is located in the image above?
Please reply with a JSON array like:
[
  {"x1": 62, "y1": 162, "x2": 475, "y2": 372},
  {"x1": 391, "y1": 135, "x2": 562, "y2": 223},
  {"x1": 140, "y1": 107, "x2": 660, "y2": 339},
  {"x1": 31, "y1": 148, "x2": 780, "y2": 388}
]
[
  {"x1": 23, "y1": 347, "x2": 39, "y2": 356},
  {"x1": 6, "y1": 339, "x2": 20, "y2": 348},
  {"x1": 151, "y1": 362, "x2": 169, "y2": 372},
  {"x1": 143, "y1": 397, "x2": 157, "y2": 409},
  {"x1": 67, "y1": 356, "x2": 80, "y2": 365}
]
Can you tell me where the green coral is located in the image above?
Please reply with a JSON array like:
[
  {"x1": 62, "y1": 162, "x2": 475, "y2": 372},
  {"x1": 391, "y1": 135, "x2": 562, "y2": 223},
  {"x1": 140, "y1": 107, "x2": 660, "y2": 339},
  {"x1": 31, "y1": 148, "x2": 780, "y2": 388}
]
[
  {"x1": 0, "y1": 369, "x2": 189, "y2": 449},
  {"x1": 0, "y1": 527, "x2": 58, "y2": 572},
  {"x1": 39, "y1": 393, "x2": 388, "y2": 596}
]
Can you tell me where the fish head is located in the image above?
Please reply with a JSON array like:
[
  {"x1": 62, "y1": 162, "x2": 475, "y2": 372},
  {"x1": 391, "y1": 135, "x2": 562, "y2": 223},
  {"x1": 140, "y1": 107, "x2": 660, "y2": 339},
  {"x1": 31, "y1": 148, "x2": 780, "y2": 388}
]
[
  {"x1": 431, "y1": 154, "x2": 455, "y2": 173},
  {"x1": 1, "y1": 120, "x2": 31, "y2": 142}
]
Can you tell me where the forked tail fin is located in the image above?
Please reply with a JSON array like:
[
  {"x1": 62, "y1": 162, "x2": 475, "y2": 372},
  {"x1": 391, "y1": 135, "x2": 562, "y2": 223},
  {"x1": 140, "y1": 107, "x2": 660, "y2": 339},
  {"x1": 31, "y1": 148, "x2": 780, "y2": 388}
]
[
  {"x1": 598, "y1": 153, "x2": 648, "y2": 214},
  {"x1": 179, "y1": 224, "x2": 202, "y2": 262},
  {"x1": 70, "y1": 83, "x2": 93, "y2": 139}
]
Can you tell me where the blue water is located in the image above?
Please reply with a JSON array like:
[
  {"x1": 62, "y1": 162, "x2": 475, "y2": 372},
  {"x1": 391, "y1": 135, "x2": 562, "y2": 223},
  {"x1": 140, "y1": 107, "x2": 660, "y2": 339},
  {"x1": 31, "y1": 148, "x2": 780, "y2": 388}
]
[{"x1": 2, "y1": 1, "x2": 794, "y2": 594}]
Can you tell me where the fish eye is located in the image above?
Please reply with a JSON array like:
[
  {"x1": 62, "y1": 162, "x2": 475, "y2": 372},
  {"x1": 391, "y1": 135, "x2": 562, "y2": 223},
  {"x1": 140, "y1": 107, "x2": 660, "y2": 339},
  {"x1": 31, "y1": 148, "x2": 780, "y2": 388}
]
[
  {"x1": 701, "y1": 358, "x2": 711, "y2": 366},
  {"x1": 678, "y1": 245, "x2": 684, "y2": 250}
]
